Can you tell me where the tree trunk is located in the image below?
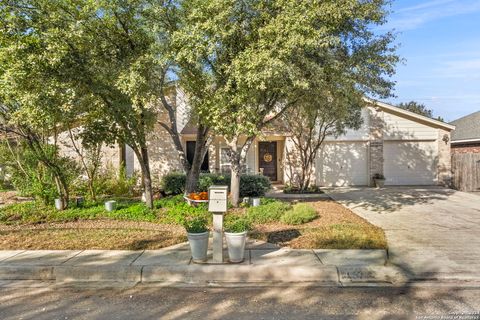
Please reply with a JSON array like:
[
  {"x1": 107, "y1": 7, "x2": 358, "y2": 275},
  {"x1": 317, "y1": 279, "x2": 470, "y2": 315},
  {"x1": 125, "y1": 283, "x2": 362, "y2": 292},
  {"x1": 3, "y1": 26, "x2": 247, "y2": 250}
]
[
  {"x1": 228, "y1": 137, "x2": 255, "y2": 207},
  {"x1": 230, "y1": 158, "x2": 241, "y2": 207},
  {"x1": 141, "y1": 146, "x2": 154, "y2": 209},
  {"x1": 134, "y1": 145, "x2": 154, "y2": 209},
  {"x1": 185, "y1": 125, "x2": 209, "y2": 193}
]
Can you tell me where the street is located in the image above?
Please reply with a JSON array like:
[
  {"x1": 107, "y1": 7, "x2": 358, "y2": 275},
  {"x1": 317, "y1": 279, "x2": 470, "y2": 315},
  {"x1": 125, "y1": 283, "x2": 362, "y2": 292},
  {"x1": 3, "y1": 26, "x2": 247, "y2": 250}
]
[{"x1": 1, "y1": 284, "x2": 479, "y2": 319}]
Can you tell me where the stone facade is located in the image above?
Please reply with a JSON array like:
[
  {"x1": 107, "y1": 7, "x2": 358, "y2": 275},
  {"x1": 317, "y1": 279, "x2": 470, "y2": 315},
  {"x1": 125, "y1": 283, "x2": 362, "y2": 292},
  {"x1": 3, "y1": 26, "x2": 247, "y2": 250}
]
[
  {"x1": 368, "y1": 107, "x2": 384, "y2": 186},
  {"x1": 437, "y1": 129, "x2": 452, "y2": 186}
]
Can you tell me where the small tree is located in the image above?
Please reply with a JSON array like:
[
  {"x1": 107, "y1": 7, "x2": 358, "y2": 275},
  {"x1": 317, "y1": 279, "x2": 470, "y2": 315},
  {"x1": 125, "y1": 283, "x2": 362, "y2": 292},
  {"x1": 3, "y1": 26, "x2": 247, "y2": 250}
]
[{"x1": 283, "y1": 100, "x2": 363, "y2": 191}]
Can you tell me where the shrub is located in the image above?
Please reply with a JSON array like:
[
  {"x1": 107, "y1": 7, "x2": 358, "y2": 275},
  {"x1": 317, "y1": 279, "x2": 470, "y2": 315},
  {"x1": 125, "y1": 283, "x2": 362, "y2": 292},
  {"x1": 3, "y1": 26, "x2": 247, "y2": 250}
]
[
  {"x1": 280, "y1": 203, "x2": 317, "y2": 225},
  {"x1": 0, "y1": 142, "x2": 80, "y2": 204},
  {"x1": 160, "y1": 172, "x2": 187, "y2": 195},
  {"x1": 239, "y1": 174, "x2": 271, "y2": 197},
  {"x1": 198, "y1": 173, "x2": 230, "y2": 191},
  {"x1": 183, "y1": 216, "x2": 209, "y2": 233},
  {"x1": 283, "y1": 184, "x2": 323, "y2": 194},
  {"x1": 246, "y1": 200, "x2": 291, "y2": 224},
  {"x1": 224, "y1": 215, "x2": 251, "y2": 233},
  {"x1": 160, "y1": 172, "x2": 271, "y2": 197}
]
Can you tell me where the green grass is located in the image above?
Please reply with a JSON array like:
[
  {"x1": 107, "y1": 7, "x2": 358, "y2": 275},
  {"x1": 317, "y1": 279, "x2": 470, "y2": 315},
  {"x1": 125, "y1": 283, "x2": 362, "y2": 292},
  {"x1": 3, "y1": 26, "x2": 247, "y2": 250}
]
[
  {"x1": 0, "y1": 194, "x2": 210, "y2": 226},
  {"x1": 246, "y1": 201, "x2": 291, "y2": 223},
  {"x1": 280, "y1": 203, "x2": 317, "y2": 225}
]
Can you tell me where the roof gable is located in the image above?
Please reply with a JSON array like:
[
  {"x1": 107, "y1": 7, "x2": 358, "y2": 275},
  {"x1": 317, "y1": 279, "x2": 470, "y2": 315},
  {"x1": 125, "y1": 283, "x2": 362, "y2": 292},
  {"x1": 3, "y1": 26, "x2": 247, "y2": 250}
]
[
  {"x1": 450, "y1": 111, "x2": 480, "y2": 142},
  {"x1": 365, "y1": 99, "x2": 455, "y2": 131}
]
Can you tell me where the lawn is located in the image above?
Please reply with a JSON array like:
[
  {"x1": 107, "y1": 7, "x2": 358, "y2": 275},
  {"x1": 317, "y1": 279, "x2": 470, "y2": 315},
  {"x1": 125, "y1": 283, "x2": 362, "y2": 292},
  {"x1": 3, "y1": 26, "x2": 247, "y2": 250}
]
[
  {"x1": 0, "y1": 193, "x2": 387, "y2": 250},
  {"x1": 250, "y1": 200, "x2": 387, "y2": 249}
]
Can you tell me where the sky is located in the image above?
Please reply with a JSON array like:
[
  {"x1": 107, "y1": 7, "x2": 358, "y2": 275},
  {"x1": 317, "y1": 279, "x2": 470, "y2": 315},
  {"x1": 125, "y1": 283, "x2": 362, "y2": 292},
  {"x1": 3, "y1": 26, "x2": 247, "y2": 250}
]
[{"x1": 381, "y1": 0, "x2": 480, "y2": 122}]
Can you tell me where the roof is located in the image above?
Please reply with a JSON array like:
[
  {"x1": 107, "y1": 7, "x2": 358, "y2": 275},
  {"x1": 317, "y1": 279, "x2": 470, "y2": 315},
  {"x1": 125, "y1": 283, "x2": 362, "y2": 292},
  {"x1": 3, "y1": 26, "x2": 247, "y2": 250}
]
[
  {"x1": 450, "y1": 111, "x2": 480, "y2": 143},
  {"x1": 364, "y1": 98, "x2": 456, "y2": 131}
]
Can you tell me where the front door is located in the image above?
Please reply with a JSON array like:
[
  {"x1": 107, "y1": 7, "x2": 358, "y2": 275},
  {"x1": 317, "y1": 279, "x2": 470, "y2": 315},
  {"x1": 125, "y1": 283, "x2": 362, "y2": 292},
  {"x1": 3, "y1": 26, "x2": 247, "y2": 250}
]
[{"x1": 259, "y1": 141, "x2": 277, "y2": 181}]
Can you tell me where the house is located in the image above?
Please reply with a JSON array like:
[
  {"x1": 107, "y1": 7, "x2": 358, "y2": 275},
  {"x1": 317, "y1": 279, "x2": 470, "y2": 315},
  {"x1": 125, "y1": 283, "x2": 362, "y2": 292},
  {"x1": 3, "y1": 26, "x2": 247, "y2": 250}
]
[
  {"x1": 58, "y1": 90, "x2": 455, "y2": 187},
  {"x1": 450, "y1": 111, "x2": 480, "y2": 154},
  {"x1": 449, "y1": 111, "x2": 480, "y2": 192}
]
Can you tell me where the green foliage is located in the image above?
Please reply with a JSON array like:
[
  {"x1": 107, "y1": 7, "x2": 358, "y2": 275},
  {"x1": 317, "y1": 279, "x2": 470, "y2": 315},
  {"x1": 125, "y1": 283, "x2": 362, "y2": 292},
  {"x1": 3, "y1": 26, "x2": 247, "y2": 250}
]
[
  {"x1": 183, "y1": 216, "x2": 209, "y2": 233},
  {"x1": 160, "y1": 172, "x2": 187, "y2": 195},
  {"x1": 0, "y1": 199, "x2": 157, "y2": 225},
  {"x1": 239, "y1": 175, "x2": 271, "y2": 197},
  {"x1": 397, "y1": 101, "x2": 444, "y2": 122},
  {"x1": 224, "y1": 215, "x2": 251, "y2": 233},
  {"x1": 246, "y1": 200, "x2": 291, "y2": 224},
  {"x1": 281, "y1": 203, "x2": 317, "y2": 225},
  {"x1": 160, "y1": 173, "x2": 271, "y2": 197},
  {"x1": 155, "y1": 195, "x2": 209, "y2": 225},
  {"x1": 0, "y1": 142, "x2": 80, "y2": 204},
  {"x1": 283, "y1": 185, "x2": 323, "y2": 194},
  {"x1": 197, "y1": 173, "x2": 230, "y2": 192}
]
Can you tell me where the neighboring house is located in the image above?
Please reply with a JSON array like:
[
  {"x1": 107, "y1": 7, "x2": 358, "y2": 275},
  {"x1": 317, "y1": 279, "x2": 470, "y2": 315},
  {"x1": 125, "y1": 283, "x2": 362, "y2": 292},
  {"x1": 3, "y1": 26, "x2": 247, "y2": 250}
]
[
  {"x1": 58, "y1": 90, "x2": 455, "y2": 187},
  {"x1": 449, "y1": 111, "x2": 480, "y2": 192},
  {"x1": 450, "y1": 111, "x2": 480, "y2": 153}
]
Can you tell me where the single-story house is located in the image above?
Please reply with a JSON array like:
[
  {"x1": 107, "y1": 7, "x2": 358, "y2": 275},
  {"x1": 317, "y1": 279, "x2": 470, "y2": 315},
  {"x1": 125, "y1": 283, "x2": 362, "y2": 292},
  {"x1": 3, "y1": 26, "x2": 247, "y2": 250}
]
[
  {"x1": 449, "y1": 111, "x2": 480, "y2": 192},
  {"x1": 450, "y1": 111, "x2": 480, "y2": 154},
  {"x1": 58, "y1": 89, "x2": 455, "y2": 187}
]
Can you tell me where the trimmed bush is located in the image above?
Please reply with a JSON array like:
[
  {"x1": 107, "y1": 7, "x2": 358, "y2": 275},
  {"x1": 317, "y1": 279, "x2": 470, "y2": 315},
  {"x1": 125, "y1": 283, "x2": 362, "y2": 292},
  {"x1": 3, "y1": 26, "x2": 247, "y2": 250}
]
[
  {"x1": 239, "y1": 174, "x2": 271, "y2": 197},
  {"x1": 160, "y1": 173, "x2": 271, "y2": 197},
  {"x1": 281, "y1": 203, "x2": 317, "y2": 225},
  {"x1": 160, "y1": 172, "x2": 186, "y2": 195},
  {"x1": 246, "y1": 200, "x2": 291, "y2": 224}
]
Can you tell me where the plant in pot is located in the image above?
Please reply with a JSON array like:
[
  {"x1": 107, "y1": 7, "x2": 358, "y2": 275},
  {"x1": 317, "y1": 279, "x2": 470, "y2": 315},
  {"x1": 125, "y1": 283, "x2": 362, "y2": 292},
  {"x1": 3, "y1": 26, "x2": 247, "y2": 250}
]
[
  {"x1": 372, "y1": 173, "x2": 386, "y2": 188},
  {"x1": 224, "y1": 215, "x2": 252, "y2": 263},
  {"x1": 183, "y1": 215, "x2": 210, "y2": 263}
]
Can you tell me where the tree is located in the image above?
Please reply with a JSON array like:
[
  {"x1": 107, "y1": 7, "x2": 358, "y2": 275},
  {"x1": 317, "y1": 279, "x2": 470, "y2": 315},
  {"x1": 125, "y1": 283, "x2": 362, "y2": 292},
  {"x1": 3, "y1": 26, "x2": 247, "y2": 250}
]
[
  {"x1": 0, "y1": 0, "x2": 166, "y2": 208},
  {"x1": 283, "y1": 99, "x2": 363, "y2": 191},
  {"x1": 397, "y1": 101, "x2": 444, "y2": 122},
  {"x1": 173, "y1": 0, "x2": 398, "y2": 206}
]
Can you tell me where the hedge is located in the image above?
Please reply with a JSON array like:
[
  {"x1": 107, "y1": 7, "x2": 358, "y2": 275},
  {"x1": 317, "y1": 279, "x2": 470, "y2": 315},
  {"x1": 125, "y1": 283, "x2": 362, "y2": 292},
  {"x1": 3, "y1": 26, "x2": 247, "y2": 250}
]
[{"x1": 161, "y1": 172, "x2": 271, "y2": 197}]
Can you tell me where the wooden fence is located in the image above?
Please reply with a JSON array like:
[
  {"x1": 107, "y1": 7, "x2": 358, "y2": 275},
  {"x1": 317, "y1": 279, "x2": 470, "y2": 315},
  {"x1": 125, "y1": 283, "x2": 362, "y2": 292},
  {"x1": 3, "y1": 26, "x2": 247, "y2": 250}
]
[{"x1": 451, "y1": 153, "x2": 480, "y2": 192}]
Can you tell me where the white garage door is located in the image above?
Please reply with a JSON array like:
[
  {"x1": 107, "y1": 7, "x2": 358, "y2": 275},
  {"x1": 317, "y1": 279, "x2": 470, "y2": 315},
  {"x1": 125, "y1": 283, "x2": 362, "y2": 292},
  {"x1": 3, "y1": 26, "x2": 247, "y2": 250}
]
[
  {"x1": 384, "y1": 141, "x2": 438, "y2": 185},
  {"x1": 317, "y1": 142, "x2": 369, "y2": 186}
]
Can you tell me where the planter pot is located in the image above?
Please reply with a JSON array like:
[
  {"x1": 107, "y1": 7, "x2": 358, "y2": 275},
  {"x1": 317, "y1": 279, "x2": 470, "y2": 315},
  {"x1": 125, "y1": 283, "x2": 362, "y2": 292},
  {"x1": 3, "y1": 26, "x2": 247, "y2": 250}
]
[
  {"x1": 374, "y1": 179, "x2": 385, "y2": 188},
  {"x1": 54, "y1": 198, "x2": 64, "y2": 211},
  {"x1": 187, "y1": 231, "x2": 210, "y2": 263},
  {"x1": 105, "y1": 200, "x2": 117, "y2": 212},
  {"x1": 251, "y1": 198, "x2": 260, "y2": 207},
  {"x1": 225, "y1": 231, "x2": 247, "y2": 263}
]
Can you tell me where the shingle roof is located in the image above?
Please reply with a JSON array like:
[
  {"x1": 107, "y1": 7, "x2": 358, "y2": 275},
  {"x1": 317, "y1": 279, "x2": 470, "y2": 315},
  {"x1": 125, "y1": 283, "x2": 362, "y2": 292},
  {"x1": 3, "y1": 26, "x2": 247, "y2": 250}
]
[{"x1": 450, "y1": 111, "x2": 480, "y2": 141}]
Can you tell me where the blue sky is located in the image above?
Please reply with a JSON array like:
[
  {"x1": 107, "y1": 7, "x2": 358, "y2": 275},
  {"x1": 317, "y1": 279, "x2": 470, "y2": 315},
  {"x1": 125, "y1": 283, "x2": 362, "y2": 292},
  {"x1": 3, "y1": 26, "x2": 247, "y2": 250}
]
[{"x1": 382, "y1": 0, "x2": 480, "y2": 122}]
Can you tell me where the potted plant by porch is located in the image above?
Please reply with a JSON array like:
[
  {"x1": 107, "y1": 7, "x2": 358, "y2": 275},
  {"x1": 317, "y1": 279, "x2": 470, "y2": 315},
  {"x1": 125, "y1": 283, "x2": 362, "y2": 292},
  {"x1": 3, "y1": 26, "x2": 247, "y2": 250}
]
[
  {"x1": 372, "y1": 173, "x2": 386, "y2": 188},
  {"x1": 183, "y1": 215, "x2": 210, "y2": 263},
  {"x1": 224, "y1": 215, "x2": 251, "y2": 263}
]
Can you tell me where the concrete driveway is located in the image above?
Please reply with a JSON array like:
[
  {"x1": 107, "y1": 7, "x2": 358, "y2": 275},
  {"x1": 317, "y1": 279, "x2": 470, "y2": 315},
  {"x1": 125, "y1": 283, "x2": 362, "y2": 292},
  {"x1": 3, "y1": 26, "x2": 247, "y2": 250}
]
[{"x1": 326, "y1": 187, "x2": 480, "y2": 281}]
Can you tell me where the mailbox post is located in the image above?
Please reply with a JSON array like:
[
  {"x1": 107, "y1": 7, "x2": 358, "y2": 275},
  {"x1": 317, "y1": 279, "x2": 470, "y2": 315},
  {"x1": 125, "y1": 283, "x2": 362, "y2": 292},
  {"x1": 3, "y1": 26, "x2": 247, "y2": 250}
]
[{"x1": 208, "y1": 185, "x2": 228, "y2": 263}]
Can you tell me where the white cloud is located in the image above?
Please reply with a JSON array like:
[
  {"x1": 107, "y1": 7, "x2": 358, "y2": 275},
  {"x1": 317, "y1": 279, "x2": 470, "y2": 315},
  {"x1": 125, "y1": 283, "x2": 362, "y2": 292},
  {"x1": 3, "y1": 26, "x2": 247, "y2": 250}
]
[{"x1": 387, "y1": 0, "x2": 480, "y2": 31}]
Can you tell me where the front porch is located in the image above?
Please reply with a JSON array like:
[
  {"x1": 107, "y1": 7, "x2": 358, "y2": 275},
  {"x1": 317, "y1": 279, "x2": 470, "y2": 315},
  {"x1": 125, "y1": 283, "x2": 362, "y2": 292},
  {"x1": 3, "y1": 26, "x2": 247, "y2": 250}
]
[{"x1": 181, "y1": 135, "x2": 288, "y2": 184}]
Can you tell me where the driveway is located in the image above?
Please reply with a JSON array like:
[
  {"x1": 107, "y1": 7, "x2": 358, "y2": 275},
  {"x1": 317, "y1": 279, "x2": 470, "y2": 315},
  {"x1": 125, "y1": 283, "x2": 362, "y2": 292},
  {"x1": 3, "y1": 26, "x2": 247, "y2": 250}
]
[{"x1": 326, "y1": 187, "x2": 480, "y2": 280}]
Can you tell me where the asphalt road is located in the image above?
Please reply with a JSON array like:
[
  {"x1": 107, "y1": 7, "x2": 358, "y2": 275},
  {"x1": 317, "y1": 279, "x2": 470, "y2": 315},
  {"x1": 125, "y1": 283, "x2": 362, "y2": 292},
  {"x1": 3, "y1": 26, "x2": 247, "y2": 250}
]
[{"x1": 1, "y1": 284, "x2": 479, "y2": 319}]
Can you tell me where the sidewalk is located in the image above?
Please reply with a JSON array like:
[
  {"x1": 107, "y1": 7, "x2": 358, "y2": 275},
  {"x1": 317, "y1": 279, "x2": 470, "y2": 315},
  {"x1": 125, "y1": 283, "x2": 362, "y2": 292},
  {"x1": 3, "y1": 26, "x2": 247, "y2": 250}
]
[
  {"x1": 1, "y1": 240, "x2": 477, "y2": 287},
  {"x1": 0, "y1": 240, "x2": 398, "y2": 287}
]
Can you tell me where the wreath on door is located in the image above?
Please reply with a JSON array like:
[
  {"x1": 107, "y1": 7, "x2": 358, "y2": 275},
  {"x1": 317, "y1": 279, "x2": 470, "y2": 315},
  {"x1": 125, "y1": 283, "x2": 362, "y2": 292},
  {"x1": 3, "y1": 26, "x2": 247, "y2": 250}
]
[{"x1": 263, "y1": 153, "x2": 273, "y2": 163}]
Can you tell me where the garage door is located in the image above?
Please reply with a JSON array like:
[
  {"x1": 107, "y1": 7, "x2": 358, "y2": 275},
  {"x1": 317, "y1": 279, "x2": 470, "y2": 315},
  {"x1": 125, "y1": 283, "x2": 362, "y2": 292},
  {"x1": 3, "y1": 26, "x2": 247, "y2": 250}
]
[
  {"x1": 316, "y1": 142, "x2": 369, "y2": 186},
  {"x1": 384, "y1": 141, "x2": 438, "y2": 185}
]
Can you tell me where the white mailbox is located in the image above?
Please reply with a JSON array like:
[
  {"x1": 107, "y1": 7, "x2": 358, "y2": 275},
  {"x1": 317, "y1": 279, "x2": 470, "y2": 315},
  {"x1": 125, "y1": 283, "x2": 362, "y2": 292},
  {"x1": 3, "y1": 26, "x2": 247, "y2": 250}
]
[{"x1": 208, "y1": 185, "x2": 228, "y2": 212}]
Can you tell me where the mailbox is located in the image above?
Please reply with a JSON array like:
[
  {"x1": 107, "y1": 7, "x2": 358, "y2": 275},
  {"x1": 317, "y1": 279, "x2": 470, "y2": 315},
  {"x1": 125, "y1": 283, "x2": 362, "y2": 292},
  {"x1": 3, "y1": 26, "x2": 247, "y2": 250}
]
[{"x1": 208, "y1": 185, "x2": 228, "y2": 212}]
